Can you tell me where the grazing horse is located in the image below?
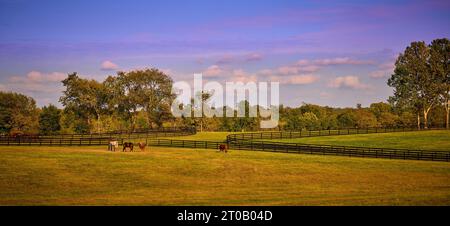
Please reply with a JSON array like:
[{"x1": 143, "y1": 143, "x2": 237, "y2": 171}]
[
  {"x1": 108, "y1": 140, "x2": 119, "y2": 152},
  {"x1": 138, "y1": 142, "x2": 146, "y2": 152},
  {"x1": 123, "y1": 142, "x2": 134, "y2": 152},
  {"x1": 218, "y1": 144, "x2": 228, "y2": 153}
]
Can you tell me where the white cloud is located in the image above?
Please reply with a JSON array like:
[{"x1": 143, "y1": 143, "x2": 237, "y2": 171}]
[
  {"x1": 9, "y1": 71, "x2": 66, "y2": 83},
  {"x1": 328, "y1": 76, "x2": 369, "y2": 90},
  {"x1": 1, "y1": 71, "x2": 67, "y2": 106},
  {"x1": 101, "y1": 60, "x2": 119, "y2": 70},
  {"x1": 265, "y1": 57, "x2": 371, "y2": 77},
  {"x1": 270, "y1": 74, "x2": 319, "y2": 85},
  {"x1": 313, "y1": 57, "x2": 373, "y2": 66}
]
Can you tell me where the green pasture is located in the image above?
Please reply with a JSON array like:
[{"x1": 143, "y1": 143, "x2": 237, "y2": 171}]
[
  {"x1": 266, "y1": 130, "x2": 450, "y2": 151},
  {"x1": 0, "y1": 145, "x2": 449, "y2": 205}
]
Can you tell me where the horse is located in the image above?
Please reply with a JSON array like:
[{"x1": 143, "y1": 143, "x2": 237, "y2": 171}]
[
  {"x1": 108, "y1": 140, "x2": 119, "y2": 152},
  {"x1": 123, "y1": 142, "x2": 134, "y2": 152},
  {"x1": 136, "y1": 142, "x2": 146, "y2": 151},
  {"x1": 218, "y1": 144, "x2": 228, "y2": 153}
]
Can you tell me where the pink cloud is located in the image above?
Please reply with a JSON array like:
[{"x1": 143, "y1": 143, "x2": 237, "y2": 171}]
[
  {"x1": 101, "y1": 60, "x2": 119, "y2": 70},
  {"x1": 270, "y1": 74, "x2": 319, "y2": 85},
  {"x1": 313, "y1": 57, "x2": 374, "y2": 66},
  {"x1": 203, "y1": 65, "x2": 223, "y2": 77},
  {"x1": 245, "y1": 53, "x2": 263, "y2": 62},
  {"x1": 288, "y1": 75, "x2": 319, "y2": 85},
  {"x1": 216, "y1": 55, "x2": 234, "y2": 64},
  {"x1": 231, "y1": 69, "x2": 258, "y2": 83},
  {"x1": 9, "y1": 71, "x2": 66, "y2": 83}
]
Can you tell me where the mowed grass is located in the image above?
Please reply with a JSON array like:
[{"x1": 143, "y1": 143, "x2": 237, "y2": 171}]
[
  {"x1": 0, "y1": 145, "x2": 449, "y2": 205},
  {"x1": 267, "y1": 130, "x2": 450, "y2": 151}
]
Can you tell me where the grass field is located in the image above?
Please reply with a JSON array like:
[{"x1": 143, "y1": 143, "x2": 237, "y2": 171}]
[
  {"x1": 166, "y1": 132, "x2": 232, "y2": 141},
  {"x1": 0, "y1": 145, "x2": 449, "y2": 205},
  {"x1": 266, "y1": 130, "x2": 450, "y2": 151}
]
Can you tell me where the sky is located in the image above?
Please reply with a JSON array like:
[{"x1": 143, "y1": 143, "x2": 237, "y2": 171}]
[{"x1": 0, "y1": 0, "x2": 449, "y2": 108}]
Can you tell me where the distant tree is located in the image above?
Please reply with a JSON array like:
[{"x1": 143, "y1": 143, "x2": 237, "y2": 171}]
[
  {"x1": 378, "y1": 112, "x2": 399, "y2": 128},
  {"x1": 429, "y1": 38, "x2": 450, "y2": 129},
  {"x1": 354, "y1": 109, "x2": 378, "y2": 128},
  {"x1": 235, "y1": 101, "x2": 258, "y2": 132},
  {"x1": 320, "y1": 114, "x2": 338, "y2": 130},
  {"x1": 397, "y1": 111, "x2": 416, "y2": 127},
  {"x1": 195, "y1": 90, "x2": 213, "y2": 132},
  {"x1": 39, "y1": 104, "x2": 61, "y2": 135},
  {"x1": 283, "y1": 108, "x2": 301, "y2": 131},
  {"x1": 299, "y1": 112, "x2": 320, "y2": 130},
  {"x1": 0, "y1": 91, "x2": 39, "y2": 134},
  {"x1": 337, "y1": 111, "x2": 356, "y2": 128},
  {"x1": 369, "y1": 102, "x2": 392, "y2": 118}
]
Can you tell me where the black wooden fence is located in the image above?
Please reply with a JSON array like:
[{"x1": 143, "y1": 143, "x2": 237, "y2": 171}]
[
  {"x1": 226, "y1": 127, "x2": 440, "y2": 142},
  {"x1": 1, "y1": 126, "x2": 449, "y2": 162},
  {"x1": 148, "y1": 127, "x2": 450, "y2": 162},
  {"x1": 147, "y1": 139, "x2": 224, "y2": 150},
  {"x1": 0, "y1": 127, "x2": 196, "y2": 146}
]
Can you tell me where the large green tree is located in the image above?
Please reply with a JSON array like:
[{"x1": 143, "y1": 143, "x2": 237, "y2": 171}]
[
  {"x1": 60, "y1": 72, "x2": 108, "y2": 133},
  {"x1": 429, "y1": 38, "x2": 450, "y2": 129},
  {"x1": 104, "y1": 68, "x2": 175, "y2": 130},
  {"x1": 388, "y1": 41, "x2": 441, "y2": 129},
  {"x1": 0, "y1": 91, "x2": 39, "y2": 134}
]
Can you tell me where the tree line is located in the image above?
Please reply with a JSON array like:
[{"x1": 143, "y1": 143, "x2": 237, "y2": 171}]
[{"x1": 0, "y1": 38, "x2": 448, "y2": 135}]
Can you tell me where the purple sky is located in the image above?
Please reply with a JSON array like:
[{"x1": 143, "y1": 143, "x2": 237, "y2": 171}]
[{"x1": 0, "y1": 0, "x2": 449, "y2": 107}]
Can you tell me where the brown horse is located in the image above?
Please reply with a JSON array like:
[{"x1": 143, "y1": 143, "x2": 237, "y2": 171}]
[
  {"x1": 138, "y1": 142, "x2": 146, "y2": 151},
  {"x1": 218, "y1": 144, "x2": 228, "y2": 153},
  {"x1": 123, "y1": 142, "x2": 134, "y2": 152}
]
